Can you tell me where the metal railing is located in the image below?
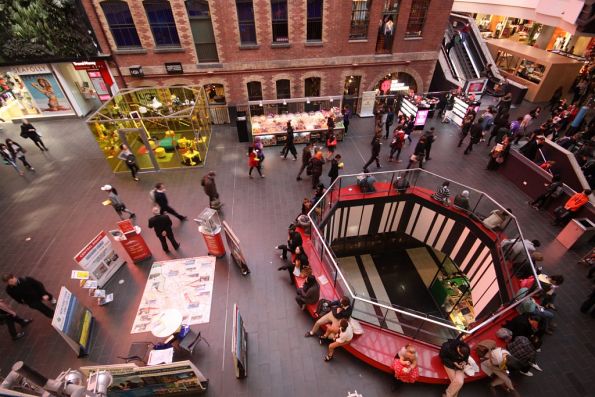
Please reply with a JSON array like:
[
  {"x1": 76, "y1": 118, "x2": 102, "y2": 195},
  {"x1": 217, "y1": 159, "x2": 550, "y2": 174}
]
[{"x1": 307, "y1": 168, "x2": 542, "y2": 345}]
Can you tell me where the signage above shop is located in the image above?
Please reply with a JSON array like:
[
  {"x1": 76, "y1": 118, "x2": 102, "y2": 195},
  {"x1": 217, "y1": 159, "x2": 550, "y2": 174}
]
[
  {"x1": 1, "y1": 64, "x2": 51, "y2": 75},
  {"x1": 165, "y1": 62, "x2": 183, "y2": 74},
  {"x1": 129, "y1": 66, "x2": 144, "y2": 77},
  {"x1": 73, "y1": 61, "x2": 102, "y2": 71}
]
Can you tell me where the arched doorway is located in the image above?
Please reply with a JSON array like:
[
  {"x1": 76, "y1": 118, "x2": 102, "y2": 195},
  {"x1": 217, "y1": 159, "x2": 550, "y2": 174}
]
[{"x1": 375, "y1": 72, "x2": 418, "y2": 94}]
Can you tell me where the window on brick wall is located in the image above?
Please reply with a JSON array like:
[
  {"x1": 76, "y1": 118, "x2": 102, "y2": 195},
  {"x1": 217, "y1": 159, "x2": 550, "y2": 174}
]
[
  {"x1": 276, "y1": 79, "x2": 291, "y2": 99},
  {"x1": 271, "y1": 0, "x2": 289, "y2": 43},
  {"x1": 186, "y1": 0, "x2": 219, "y2": 62},
  {"x1": 304, "y1": 77, "x2": 321, "y2": 97},
  {"x1": 100, "y1": 1, "x2": 142, "y2": 48},
  {"x1": 247, "y1": 81, "x2": 263, "y2": 101},
  {"x1": 307, "y1": 0, "x2": 323, "y2": 42},
  {"x1": 143, "y1": 0, "x2": 181, "y2": 47},
  {"x1": 405, "y1": 0, "x2": 430, "y2": 37},
  {"x1": 236, "y1": 0, "x2": 257, "y2": 45},
  {"x1": 349, "y1": 0, "x2": 371, "y2": 40}
]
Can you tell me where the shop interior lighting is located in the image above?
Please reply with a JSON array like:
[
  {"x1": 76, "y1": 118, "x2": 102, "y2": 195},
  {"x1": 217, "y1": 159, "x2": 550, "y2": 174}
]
[
  {"x1": 259, "y1": 101, "x2": 263, "y2": 107},
  {"x1": 306, "y1": 98, "x2": 310, "y2": 104}
]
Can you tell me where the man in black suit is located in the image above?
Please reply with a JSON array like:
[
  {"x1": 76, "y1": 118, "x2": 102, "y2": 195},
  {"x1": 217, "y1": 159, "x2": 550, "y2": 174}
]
[
  {"x1": 2, "y1": 274, "x2": 55, "y2": 319},
  {"x1": 148, "y1": 206, "x2": 180, "y2": 253},
  {"x1": 153, "y1": 182, "x2": 187, "y2": 221},
  {"x1": 0, "y1": 299, "x2": 31, "y2": 340}
]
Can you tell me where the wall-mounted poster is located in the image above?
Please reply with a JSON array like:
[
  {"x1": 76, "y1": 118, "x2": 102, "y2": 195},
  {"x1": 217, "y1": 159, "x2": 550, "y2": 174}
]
[{"x1": 20, "y1": 73, "x2": 72, "y2": 115}]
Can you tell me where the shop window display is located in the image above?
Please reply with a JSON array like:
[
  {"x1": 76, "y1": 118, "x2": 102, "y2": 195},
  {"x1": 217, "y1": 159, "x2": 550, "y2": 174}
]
[
  {"x1": 87, "y1": 87, "x2": 211, "y2": 173},
  {"x1": 0, "y1": 72, "x2": 47, "y2": 120}
]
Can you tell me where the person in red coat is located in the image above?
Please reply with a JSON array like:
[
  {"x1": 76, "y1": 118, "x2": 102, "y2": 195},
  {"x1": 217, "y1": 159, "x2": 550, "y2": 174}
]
[{"x1": 248, "y1": 146, "x2": 263, "y2": 178}]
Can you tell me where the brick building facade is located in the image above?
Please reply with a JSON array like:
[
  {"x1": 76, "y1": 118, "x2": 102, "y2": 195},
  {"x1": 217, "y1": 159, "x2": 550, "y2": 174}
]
[{"x1": 86, "y1": 0, "x2": 453, "y2": 106}]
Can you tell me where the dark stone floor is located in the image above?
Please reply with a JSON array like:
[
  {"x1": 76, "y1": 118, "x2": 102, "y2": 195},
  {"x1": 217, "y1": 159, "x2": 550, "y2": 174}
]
[{"x1": 0, "y1": 95, "x2": 593, "y2": 397}]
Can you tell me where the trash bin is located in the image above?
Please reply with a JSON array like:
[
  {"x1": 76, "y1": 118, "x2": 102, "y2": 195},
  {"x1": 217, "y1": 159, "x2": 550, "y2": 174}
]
[
  {"x1": 196, "y1": 208, "x2": 226, "y2": 257},
  {"x1": 236, "y1": 111, "x2": 249, "y2": 142},
  {"x1": 555, "y1": 218, "x2": 595, "y2": 249}
]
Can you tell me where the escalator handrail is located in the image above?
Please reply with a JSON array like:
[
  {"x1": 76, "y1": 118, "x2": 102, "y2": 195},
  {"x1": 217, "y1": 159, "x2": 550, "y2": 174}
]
[{"x1": 445, "y1": 26, "x2": 475, "y2": 80}]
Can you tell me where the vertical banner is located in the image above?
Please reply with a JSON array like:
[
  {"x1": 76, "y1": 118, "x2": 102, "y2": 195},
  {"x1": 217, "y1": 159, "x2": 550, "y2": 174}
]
[
  {"x1": 74, "y1": 231, "x2": 126, "y2": 288},
  {"x1": 51, "y1": 287, "x2": 94, "y2": 357},
  {"x1": 20, "y1": 72, "x2": 72, "y2": 115},
  {"x1": 358, "y1": 91, "x2": 376, "y2": 117},
  {"x1": 231, "y1": 304, "x2": 248, "y2": 378}
]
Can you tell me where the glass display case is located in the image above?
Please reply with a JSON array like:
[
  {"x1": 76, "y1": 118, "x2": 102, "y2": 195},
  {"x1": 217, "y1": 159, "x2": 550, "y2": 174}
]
[
  {"x1": 247, "y1": 96, "x2": 345, "y2": 146},
  {"x1": 398, "y1": 96, "x2": 438, "y2": 129},
  {"x1": 87, "y1": 86, "x2": 211, "y2": 172}
]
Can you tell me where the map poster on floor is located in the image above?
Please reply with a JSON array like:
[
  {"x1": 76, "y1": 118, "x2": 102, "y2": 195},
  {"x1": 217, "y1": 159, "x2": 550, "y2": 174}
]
[
  {"x1": 80, "y1": 361, "x2": 208, "y2": 396},
  {"x1": 130, "y1": 256, "x2": 216, "y2": 334},
  {"x1": 51, "y1": 286, "x2": 94, "y2": 357},
  {"x1": 74, "y1": 231, "x2": 125, "y2": 288}
]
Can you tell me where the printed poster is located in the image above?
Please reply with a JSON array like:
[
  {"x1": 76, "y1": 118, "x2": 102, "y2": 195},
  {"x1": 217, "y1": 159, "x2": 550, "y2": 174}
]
[
  {"x1": 130, "y1": 256, "x2": 216, "y2": 334},
  {"x1": 20, "y1": 73, "x2": 73, "y2": 115}
]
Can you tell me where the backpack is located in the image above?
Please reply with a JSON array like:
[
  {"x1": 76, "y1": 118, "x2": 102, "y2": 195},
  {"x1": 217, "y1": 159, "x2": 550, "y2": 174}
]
[
  {"x1": 125, "y1": 154, "x2": 136, "y2": 166},
  {"x1": 315, "y1": 299, "x2": 332, "y2": 317}
]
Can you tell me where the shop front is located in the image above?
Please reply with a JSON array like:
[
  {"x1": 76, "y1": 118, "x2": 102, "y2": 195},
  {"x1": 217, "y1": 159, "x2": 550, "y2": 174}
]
[
  {"x1": 87, "y1": 86, "x2": 211, "y2": 172},
  {"x1": 0, "y1": 61, "x2": 115, "y2": 122}
]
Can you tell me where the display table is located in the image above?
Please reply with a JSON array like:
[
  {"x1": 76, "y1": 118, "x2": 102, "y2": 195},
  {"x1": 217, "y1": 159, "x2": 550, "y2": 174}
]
[
  {"x1": 398, "y1": 96, "x2": 434, "y2": 130},
  {"x1": 448, "y1": 96, "x2": 480, "y2": 126}
]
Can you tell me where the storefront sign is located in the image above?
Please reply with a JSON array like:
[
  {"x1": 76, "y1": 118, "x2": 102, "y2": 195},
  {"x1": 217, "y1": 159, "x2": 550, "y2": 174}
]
[
  {"x1": 74, "y1": 230, "x2": 125, "y2": 288},
  {"x1": 129, "y1": 66, "x2": 144, "y2": 77},
  {"x1": 358, "y1": 91, "x2": 376, "y2": 117},
  {"x1": 72, "y1": 61, "x2": 101, "y2": 71},
  {"x1": 165, "y1": 62, "x2": 183, "y2": 74},
  {"x1": 88, "y1": 71, "x2": 111, "y2": 101},
  {"x1": 1, "y1": 64, "x2": 51, "y2": 75},
  {"x1": 390, "y1": 80, "x2": 409, "y2": 92}
]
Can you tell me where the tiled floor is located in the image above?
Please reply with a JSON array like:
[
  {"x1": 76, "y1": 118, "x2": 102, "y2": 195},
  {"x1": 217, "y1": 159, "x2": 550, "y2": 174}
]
[{"x1": 0, "y1": 96, "x2": 593, "y2": 396}]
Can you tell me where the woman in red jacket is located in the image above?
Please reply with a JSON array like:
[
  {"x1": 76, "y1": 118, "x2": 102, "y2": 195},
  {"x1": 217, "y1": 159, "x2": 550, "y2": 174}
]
[{"x1": 248, "y1": 146, "x2": 264, "y2": 178}]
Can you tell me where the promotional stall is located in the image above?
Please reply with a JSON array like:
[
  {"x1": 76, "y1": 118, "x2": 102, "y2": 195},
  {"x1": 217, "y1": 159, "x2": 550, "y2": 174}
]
[
  {"x1": 87, "y1": 86, "x2": 212, "y2": 173},
  {"x1": 448, "y1": 96, "x2": 481, "y2": 126},
  {"x1": 398, "y1": 96, "x2": 436, "y2": 130},
  {"x1": 247, "y1": 96, "x2": 344, "y2": 146}
]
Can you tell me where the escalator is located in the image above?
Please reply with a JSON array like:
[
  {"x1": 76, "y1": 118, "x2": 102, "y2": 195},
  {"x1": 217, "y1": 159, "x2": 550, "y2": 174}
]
[{"x1": 435, "y1": 13, "x2": 503, "y2": 96}]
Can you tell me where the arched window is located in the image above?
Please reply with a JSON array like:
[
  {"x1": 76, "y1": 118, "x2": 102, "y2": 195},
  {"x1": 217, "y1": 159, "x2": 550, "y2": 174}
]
[
  {"x1": 247, "y1": 81, "x2": 263, "y2": 101},
  {"x1": 397, "y1": 72, "x2": 417, "y2": 93},
  {"x1": 101, "y1": 1, "x2": 142, "y2": 48},
  {"x1": 276, "y1": 79, "x2": 291, "y2": 99},
  {"x1": 143, "y1": 0, "x2": 181, "y2": 47},
  {"x1": 304, "y1": 77, "x2": 321, "y2": 97}
]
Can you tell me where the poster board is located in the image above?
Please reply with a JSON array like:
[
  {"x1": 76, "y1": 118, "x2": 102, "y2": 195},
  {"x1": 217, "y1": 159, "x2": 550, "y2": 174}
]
[
  {"x1": 51, "y1": 286, "x2": 94, "y2": 357},
  {"x1": 80, "y1": 361, "x2": 208, "y2": 396},
  {"x1": 130, "y1": 257, "x2": 216, "y2": 334},
  {"x1": 231, "y1": 304, "x2": 247, "y2": 378},
  {"x1": 358, "y1": 91, "x2": 376, "y2": 117},
  {"x1": 222, "y1": 221, "x2": 250, "y2": 274},
  {"x1": 74, "y1": 231, "x2": 126, "y2": 288}
]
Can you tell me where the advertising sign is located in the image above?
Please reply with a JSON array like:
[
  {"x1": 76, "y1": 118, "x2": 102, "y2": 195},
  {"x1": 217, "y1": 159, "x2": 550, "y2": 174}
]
[
  {"x1": 80, "y1": 361, "x2": 208, "y2": 396},
  {"x1": 414, "y1": 109, "x2": 429, "y2": 126},
  {"x1": 358, "y1": 91, "x2": 376, "y2": 117},
  {"x1": 165, "y1": 62, "x2": 183, "y2": 74},
  {"x1": 20, "y1": 72, "x2": 73, "y2": 115},
  {"x1": 74, "y1": 231, "x2": 126, "y2": 288},
  {"x1": 231, "y1": 304, "x2": 247, "y2": 378},
  {"x1": 222, "y1": 220, "x2": 250, "y2": 275},
  {"x1": 51, "y1": 287, "x2": 94, "y2": 356}
]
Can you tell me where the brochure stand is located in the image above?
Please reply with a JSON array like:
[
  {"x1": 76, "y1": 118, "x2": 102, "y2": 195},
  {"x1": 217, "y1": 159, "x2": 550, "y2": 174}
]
[{"x1": 74, "y1": 231, "x2": 126, "y2": 288}]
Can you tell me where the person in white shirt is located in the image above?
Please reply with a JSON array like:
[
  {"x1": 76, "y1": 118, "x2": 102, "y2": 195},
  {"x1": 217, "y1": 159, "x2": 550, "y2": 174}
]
[{"x1": 323, "y1": 319, "x2": 353, "y2": 361}]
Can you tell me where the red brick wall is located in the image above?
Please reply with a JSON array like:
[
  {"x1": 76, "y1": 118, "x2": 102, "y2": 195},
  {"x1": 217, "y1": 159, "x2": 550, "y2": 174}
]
[{"x1": 86, "y1": 0, "x2": 453, "y2": 103}]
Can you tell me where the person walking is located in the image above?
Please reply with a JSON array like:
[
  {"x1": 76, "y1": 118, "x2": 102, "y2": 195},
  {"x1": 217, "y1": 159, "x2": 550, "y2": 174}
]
[
  {"x1": 406, "y1": 136, "x2": 426, "y2": 169},
  {"x1": 117, "y1": 144, "x2": 140, "y2": 181},
  {"x1": 2, "y1": 274, "x2": 55, "y2": 319},
  {"x1": 0, "y1": 143, "x2": 24, "y2": 176},
  {"x1": 296, "y1": 142, "x2": 313, "y2": 181},
  {"x1": 148, "y1": 206, "x2": 180, "y2": 253},
  {"x1": 457, "y1": 112, "x2": 475, "y2": 147},
  {"x1": 514, "y1": 110, "x2": 536, "y2": 145},
  {"x1": 341, "y1": 105, "x2": 351, "y2": 135},
  {"x1": 328, "y1": 154, "x2": 342, "y2": 186},
  {"x1": 153, "y1": 183, "x2": 187, "y2": 221},
  {"x1": 423, "y1": 127, "x2": 436, "y2": 161},
  {"x1": 248, "y1": 146, "x2": 264, "y2": 178},
  {"x1": 384, "y1": 108, "x2": 395, "y2": 139},
  {"x1": 519, "y1": 135, "x2": 545, "y2": 162},
  {"x1": 5, "y1": 139, "x2": 34, "y2": 171},
  {"x1": 101, "y1": 185, "x2": 135, "y2": 220},
  {"x1": 20, "y1": 119, "x2": 48, "y2": 151},
  {"x1": 388, "y1": 128, "x2": 406, "y2": 162},
  {"x1": 488, "y1": 112, "x2": 509, "y2": 146},
  {"x1": 363, "y1": 136, "x2": 381, "y2": 173},
  {"x1": 486, "y1": 136, "x2": 510, "y2": 170},
  {"x1": 310, "y1": 151, "x2": 325, "y2": 189},
  {"x1": 201, "y1": 171, "x2": 221, "y2": 209},
  {"x1": 326, "y1": 132, "x2": 337, "y2": 160},
  {"x1": 282, "y1": 121, "x2": 298, "y2": 160},
  {"x1": 463, "y1": 119, "x2": 483, "y2": 154},
  {"x1": 0, "y1": 298, "x2": 32, "y2": 340}
]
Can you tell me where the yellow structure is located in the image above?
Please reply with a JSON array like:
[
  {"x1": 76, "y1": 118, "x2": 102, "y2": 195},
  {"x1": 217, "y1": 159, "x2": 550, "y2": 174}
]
[{"x1": 87, "y1": 86, "x2": 211, "y2": 173}]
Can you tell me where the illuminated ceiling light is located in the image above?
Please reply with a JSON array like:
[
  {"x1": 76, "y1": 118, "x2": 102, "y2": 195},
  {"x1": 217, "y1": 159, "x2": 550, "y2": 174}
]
[
  {"x1": 259, "y1": 101, "x2": 263, "y2": 107},
  {"x1": 306, "y1": 98, "x2": 310, "y2": 104}
]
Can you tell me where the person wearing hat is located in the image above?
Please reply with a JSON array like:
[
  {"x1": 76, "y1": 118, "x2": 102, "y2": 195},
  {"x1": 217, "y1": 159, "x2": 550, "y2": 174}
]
[
  {"x1": 148, "y1": 206, "x2": 179, "y2": 253},
  {"x1": 453, "y1": 190, "x2": 471, "y2": 211},
  {"x1": 101, "y1": 185, "x2": 135, "y2": 220}
]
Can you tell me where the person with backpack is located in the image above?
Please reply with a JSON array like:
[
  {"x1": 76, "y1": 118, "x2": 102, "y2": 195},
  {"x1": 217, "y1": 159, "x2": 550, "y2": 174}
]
[
  {"x1": 388, "y1": 128, "x2": 406, "y2": 162},
  {"x1": 201, "y1": 171, "x2": 220, "y2": 209},
  {"x1": 296, "y1": 142, "x2": 313, "y2": 181},
  {"x1": 117, "y1": 144, "x2": 140, "y2": 181},
  {"x1": 248, "y1": 146, "x2": 264, "y2": 178}
]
